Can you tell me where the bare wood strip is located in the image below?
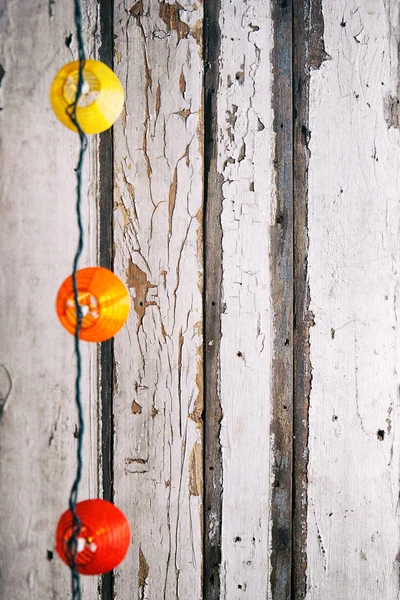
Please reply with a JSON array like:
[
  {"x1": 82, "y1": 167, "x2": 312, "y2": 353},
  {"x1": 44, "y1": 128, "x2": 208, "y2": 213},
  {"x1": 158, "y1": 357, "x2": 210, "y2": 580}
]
[
  {"x1": 203, "y1": 0, "x2": 223, "y2": 598},
  {"x1": 270, "y1": 1, "x2": 294, "y2": 597}
]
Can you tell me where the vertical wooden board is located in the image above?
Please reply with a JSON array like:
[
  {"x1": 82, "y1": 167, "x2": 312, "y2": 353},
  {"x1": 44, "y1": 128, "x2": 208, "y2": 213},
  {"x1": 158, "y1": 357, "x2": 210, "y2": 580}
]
[
  {"x1": 307, "y1": 1, "x2": 400, "y2": 598},
  {"x1": 292, "y1": 1, "x2": 323, "y2": 596},
  {"x1": 217, "y1": 1, "x2": 274, "y2": 597},
  {"x1": 270, "y1": 1, "x2": 294, "y2": 597},
  {"x1": 203, "y1": 1, "x2": 224, "y2": 598},
  {"x1": 0, "y1": 2, "x2": 100, "y2": 597},
  {"x1": 112, "y1": 1, "x2": 203, "y2": 598}
]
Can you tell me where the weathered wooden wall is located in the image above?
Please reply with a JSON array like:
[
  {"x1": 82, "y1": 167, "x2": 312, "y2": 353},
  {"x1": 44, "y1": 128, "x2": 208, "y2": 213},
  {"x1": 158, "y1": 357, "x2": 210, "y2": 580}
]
[{"x1": 1, "y1": 0, "x2": 400, "y2": 599}]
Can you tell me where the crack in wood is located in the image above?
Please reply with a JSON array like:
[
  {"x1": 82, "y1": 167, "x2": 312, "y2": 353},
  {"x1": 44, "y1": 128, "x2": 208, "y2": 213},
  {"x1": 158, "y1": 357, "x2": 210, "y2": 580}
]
[
  {"x1": 131, "y1": 399, "x2": 143, "y2": 414},
  {"x1": 0, "y1": 364, "x2": 12, "y2": 413},
  {"x1": 189, "y1": 441, "x2": 203, "y2": 497},
  {"x1": 177, "y1": 328, "x2": 184, "y2": 436},
  {"x1": 138, "y1": 546, "x2": 150, "y2": 600},
  {"x1": 126, "y1": 260, "x2": 157, "y2": 330},
  {"x1": 159, "y1": 1, "x2": 190, "y2": 43},
  {"x1": 168, "y1": 164, "x2": 178, "y2": 236},
  {"x1": 179, "y1": 70, "x2": 186, "y2": 95}
]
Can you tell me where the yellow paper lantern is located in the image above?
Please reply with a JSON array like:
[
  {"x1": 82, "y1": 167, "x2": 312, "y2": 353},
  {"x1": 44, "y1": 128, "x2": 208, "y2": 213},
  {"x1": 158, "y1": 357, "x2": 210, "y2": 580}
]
[
  {"x1": 56, "y1": 267, "x2": 130, "y2": 342},
  {"x1": 50, "y1": 60, "x2": 124, "y2": 134}
]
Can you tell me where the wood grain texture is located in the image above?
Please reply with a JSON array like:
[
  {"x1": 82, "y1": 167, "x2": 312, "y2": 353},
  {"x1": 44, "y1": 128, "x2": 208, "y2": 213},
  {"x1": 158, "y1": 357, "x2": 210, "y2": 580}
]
[
  {"x1": 216, "y1": 1, "x2": 274, "y2": 597},
  {"x1": 306, "y1": 1, "x2": 400, "y2": 598},
  {"x1": 203, "y1": 0, "x2": 224, "y2": 597},
  {"x1": 0, "y1": 1, "x2": 100, "y2": 597},
  {"x1": 292, "y1": 1, "x2": 327, "y2": 597},
  {"x1": 97, "y1": 3, "x2": 115, "y2": 599},
  {"x1": 112, "y1": 1, "x2": 204, "y2": 597},
  {"x1": 270, "y1": 1, "x2": 293, "y2": 597}
]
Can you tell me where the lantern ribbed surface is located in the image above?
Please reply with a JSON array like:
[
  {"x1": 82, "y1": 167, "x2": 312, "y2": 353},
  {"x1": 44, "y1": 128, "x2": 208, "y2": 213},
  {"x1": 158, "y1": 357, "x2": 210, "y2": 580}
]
[
  {"x1": 55, "y1": 499, "x2": 131, "y2": 575},
  {"x1": 50, "y1": 59, "x2": 124, "y2": 134},
  {"x1": 56, "y1": 267, "x2": 130, "y2": 342}
]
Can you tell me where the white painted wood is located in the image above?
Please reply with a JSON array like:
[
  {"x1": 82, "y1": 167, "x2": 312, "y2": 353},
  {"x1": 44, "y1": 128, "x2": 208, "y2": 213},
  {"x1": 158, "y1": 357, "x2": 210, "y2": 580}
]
[
  {"x1": 9, "y1": 2, "x2": 400, "y2": 598},
  {"x1": 112, "y1": 1, "x2": 204, "y2": 598},
  {"x1": 217, "y1": 2, "x2": 273, "y2": 598},
  {"x1": 0, "y1": 2, "x2": 100, "y2": 597},
  {"x1": 307, "y1": 2, "x2": 400, "y2": 598}
]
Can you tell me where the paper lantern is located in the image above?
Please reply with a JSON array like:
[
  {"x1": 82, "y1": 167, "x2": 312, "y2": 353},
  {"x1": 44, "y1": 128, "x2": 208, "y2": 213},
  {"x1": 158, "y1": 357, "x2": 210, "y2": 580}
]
[
  {"x1": 56, "y1": 267, "x2": 130, "y2": 342},
  {"x1": 55, "y1": 499, "x2": 130, "y2": 575},
  {"x1": 50, "y1": 59, "x2": 124, "y2": 134}
]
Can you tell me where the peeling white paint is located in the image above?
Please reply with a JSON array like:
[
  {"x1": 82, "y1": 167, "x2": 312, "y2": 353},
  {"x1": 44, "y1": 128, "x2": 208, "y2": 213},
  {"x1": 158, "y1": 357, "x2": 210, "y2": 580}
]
[
  {"x1": 218, "y1": 1, "x2": 273, "y2": 598},
  {"x1": 307, "y1": 2, "x2": 400, "y2": 598},
  {"x1": 112, "y1": 1, "x2": 203, "y2": 597}
]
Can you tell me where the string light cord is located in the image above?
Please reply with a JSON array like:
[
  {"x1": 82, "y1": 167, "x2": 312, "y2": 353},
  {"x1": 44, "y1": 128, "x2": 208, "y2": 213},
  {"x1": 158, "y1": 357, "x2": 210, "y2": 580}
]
[{"x1": 65, "y1": 0, "x2": 88, "y2": 598}]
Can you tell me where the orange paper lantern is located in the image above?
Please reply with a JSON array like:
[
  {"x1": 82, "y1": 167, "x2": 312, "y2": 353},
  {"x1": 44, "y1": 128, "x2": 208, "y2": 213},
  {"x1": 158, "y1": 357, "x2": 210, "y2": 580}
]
[
  {"x1": 50, "y1": 59, "x2": 124, "y2": 134},
  {"x1": 56, "y1": 267, "x2": 130, "y2": 342},
  {"x1": 55, "y1": 499, "x2": 130, "y2": 575}
]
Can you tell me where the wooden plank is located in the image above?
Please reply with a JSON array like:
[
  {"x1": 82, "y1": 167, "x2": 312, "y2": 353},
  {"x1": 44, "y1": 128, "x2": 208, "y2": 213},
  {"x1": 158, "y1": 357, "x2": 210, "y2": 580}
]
[
  {"x1": 292, "y1": 1, "x2": 328, "y2": 597},
  {"x1": 112, "y1": 1, "x2": 204, "y2": 598},
  {"x1": 270, "y1": 1, "x2": 293, "y2": 598},
  {"x1": 97, "y1": 1, "x2": 115, "y2": 598},
  {"x1": 0, "y1": 1, "x2": 100, "y2": 597},
  {"x1": 203, "y1": 0, "x2": 223, "y2": 598},
  {"x1": 306, "y1": 1, "x2": 400, "y2": 597},
  {"x1": 216, "y1": 1, "x2": 277, "y2": 597}
]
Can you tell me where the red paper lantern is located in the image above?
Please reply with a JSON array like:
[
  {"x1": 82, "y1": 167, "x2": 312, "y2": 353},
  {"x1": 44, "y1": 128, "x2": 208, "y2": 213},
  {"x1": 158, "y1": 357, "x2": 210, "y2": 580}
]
[
  {"x1": 56, "y1": 267, "x2": 130, "y2": 342},
  {"x1": 55, "y1": 499, "x2": 130, "y2": 575}
]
